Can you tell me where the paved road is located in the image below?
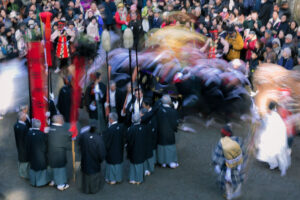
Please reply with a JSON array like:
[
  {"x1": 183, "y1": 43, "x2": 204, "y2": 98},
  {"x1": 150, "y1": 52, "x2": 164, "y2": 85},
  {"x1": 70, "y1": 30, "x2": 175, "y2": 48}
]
[
  {"x1": 1, "y1": 111, "x2": 300, "y2": 200},
  {"x1": 0, "y1": 60, "x2": 300, "y2": 200}
]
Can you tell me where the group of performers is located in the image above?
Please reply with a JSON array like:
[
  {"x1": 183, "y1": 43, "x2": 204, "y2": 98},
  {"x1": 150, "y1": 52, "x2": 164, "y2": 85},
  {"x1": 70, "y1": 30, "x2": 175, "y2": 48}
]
[{"x1": 14, "y1": 66, "x2": 180, "y2": 193}]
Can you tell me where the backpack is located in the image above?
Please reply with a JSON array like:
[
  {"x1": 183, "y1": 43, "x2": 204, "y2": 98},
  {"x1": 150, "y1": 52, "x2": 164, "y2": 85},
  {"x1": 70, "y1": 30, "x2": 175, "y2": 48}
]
[{"x1": 220, "y1": 136, "x2": 243, "y2": 168}]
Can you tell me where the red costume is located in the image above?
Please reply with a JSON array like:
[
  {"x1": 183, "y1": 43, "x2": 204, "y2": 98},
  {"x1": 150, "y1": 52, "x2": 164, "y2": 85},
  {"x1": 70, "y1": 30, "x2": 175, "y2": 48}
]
[{"x1": 56, "y1": 35, "x2": 70, "y2": 59}]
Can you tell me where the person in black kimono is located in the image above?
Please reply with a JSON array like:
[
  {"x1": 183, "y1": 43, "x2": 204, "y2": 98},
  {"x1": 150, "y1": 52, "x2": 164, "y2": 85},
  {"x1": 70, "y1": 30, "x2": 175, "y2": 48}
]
[
  {"x1": 103, "y1": 112, "x2": 125, "y2": 184},
  {"x1": 141, "y1": 98, "x2": 159, "y2": 175},
  {"x1": 57, "y1": 76, "x2": 72, "y2": 124},
  {"x1": 27, "y1": 119, "x2": 50, "y2": 187},
  {"x1": 126, "y1": 113, "x2": 147, "y2": 184},
  {"x1": 78, "y1": 125, "x2": 106, "y2": 194},
  {"x1": 14, "y1": 112, "x2": 29, "y2": 179},
  {"x1": 156, "y1": 95, "x2": 179, "y2": 168},
  {"x1": 48, "y1": 115, "x2": 71, "y2": 191},
  {"x1": 106, "y1": 81, "x2": 125, "y2": 122},
  {"x1": 84, "y1": 72, "x2": 107, "y2": 133},
  {"x1": 122, "y1": 87, "x2": 143, "y2": 126}
]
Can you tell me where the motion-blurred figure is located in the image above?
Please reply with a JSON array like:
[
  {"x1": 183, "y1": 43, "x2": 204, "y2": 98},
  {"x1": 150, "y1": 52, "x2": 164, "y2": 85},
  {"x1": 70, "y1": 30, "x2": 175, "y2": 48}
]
[
  {"x1": 212, "y1": 124, "x2": 244, "y2": 200},
  {"x1": 256, "y1": 102, "x2": 291, "y2": 176}
]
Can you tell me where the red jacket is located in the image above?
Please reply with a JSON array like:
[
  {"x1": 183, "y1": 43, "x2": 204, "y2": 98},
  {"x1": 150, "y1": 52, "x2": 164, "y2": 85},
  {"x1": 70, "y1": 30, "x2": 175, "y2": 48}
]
[
  {"x1": 115, "y1": 11, "x2": 127, "y2": 29},
  {"x1": 243, "y1": 37, "x2": 256, "y2": 61}
]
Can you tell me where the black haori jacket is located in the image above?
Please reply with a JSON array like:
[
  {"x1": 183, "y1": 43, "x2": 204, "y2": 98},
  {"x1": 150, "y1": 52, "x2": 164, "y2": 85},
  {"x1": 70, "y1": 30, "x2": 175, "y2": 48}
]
[
  {"x1": 14, "y1": 121, "x2": 29, "y2": 162},
  {"x1": 126, "y1": 123, "x2": 147, "y2": 164},
  {"x1": 78, "y1": 132, "x2": 106, "y2": 175},
  {"x1": 27, "y1": 129, "x2": 48, "y2": 171},
  {"x1": 48, "y1": 124, "x2": 71, "y2": 168},
  {"x1": 156, "y1": 105, "x2": 179, "y2": 146},
  {"x1": 103, "y1": 123, "x2": 125, "y2": 165}
]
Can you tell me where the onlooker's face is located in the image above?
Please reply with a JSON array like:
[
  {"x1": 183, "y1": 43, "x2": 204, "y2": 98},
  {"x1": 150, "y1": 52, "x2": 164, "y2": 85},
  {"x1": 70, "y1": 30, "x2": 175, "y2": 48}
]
[
  {"x1": 146, "y1": 0, "x2": 151, "y2": 7},
  {"x1": 68, "y1": 1, "x2": 74, "y2": 8},
  {"x1": 55, "y1": 1, "x2": 60, "y2": 9},
  {"x1": 272, "y1": 11, "x2": 278, "y2": 19},
  {"x1": 1, "y1": 10, "x2": 6, "y2": 18},
  {"x1": 278, "y1": 30, "x2": 284, "y2": 38},
  {"x1": 91, "y1": 3, "x2": 97, "y2": 10},
  {"x1": 290, "y1": 22, "x2": 296, "y2": 30},
  {"x1": 285, "y1": 37, "x2": 292, "y2": 44},
  {"x1": 251, "y1": 12, "x2": 257, "y2": 20},
  {"x1": 281, "y1": 15, "x2": 286, "y2": 22},
  {"x1": 131, "y1": 13, "x2": 137, "y2": 20},
  {"x1": 88, "y1": 11, "x2": 93, "y2": 18},
  {"x1": 154, "y1": 12, "x2": 159, "y2": 18}
]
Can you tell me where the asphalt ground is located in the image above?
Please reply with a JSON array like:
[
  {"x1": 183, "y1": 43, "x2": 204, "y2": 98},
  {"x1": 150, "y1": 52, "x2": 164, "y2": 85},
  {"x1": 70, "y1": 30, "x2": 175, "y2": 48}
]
[{"x1": 0, "y1": 61, "x2": 300, "y2": 200}]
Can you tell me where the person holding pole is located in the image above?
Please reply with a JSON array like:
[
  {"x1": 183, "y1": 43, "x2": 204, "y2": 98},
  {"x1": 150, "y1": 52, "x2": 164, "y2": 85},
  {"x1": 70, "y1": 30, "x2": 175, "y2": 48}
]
[{"x1": 48, "y1": 115, "x2": 71, "y2": 191}]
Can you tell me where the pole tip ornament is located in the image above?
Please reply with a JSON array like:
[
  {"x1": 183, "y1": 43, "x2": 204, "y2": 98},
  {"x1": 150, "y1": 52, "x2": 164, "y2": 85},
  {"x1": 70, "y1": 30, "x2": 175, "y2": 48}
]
[
  {"x1": 123, "y1": 28, "x2": 134, "y2": 49},
  {"x1": 101, "y1": 29, "x2": 111, "y2": 52}
]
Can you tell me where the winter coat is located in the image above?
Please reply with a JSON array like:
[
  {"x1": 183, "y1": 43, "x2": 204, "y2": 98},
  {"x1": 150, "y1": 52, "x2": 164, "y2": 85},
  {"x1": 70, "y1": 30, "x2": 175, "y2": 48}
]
[
  {"x1": 87, "y1": 22, "x2": 100, "y2": 42},
  {"x1": 243, "y1": 36, "x2": 257, "y2": 61},
  {"x1": 226, "y1": 32, "x2": 244, "y2": 61},
  {"x1": 102, "y1": 2, "x2": 117, "y2": 25},
  {"x1": 277, "y1": 57, "x2": 294, "y2": 70}
]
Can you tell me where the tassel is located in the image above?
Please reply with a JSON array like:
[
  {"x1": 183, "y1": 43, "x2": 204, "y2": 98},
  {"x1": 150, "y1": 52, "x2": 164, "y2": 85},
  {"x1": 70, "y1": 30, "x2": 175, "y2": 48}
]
[
  {"x1": 123, "y1": 28, "x2": 134, "y2": 49},
  {"x1": 101, "y1": 29, "x2": 111, "y2": 52}
]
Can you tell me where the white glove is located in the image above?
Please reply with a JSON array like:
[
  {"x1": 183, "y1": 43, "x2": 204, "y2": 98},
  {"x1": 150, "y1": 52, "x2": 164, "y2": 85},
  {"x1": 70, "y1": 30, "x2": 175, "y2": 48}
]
[
  {"x1": 214, "y1": 165, "x2": 221, "y2": 174},
  {"x1": 45, "y1": 111, "x2": 50, "y2": 117},
  {"x1": 44, "y1": 126, "x2": 50, "y2": 133},
  {"x1": 89, "y1": 102, "x2": 96, "y2": 111},
  {"x1": 225, "y1": 168, "x2": 232, "y2": 182}
]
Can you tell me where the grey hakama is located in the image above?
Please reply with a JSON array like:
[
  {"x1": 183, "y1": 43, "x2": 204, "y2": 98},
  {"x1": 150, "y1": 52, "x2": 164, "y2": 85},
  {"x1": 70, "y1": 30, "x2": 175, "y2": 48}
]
[
  {"x1": 144, "y1": 151, "x2": 156, "y2": 173},
  {"x1": 82, "y1": 172, "x2": 104, "y2": 194},
  {"x1": 157, "y1": 144, "x2": 178, "y2": 164},
  {"x1": 48, "y1": 167, "x2": 68, "y2": 186},
  {"x1": 29, "y1": 169, "x2": 50, "y2": 187},
  {"x1": 105, "y1": 163, "x2": 123, "y2": 182},
  {"x1": 18, "y1": 162, "x2": 29, "y2": 179},
  {"x1": 129, "y1": 163, "x2": 144, "y2": 183}
]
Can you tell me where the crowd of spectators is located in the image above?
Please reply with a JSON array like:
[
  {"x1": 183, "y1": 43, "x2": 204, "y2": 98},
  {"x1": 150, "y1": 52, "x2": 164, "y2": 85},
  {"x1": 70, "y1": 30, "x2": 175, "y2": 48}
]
[{"x1": 0, "y1": 0, "x2": 299, "y2": 72}]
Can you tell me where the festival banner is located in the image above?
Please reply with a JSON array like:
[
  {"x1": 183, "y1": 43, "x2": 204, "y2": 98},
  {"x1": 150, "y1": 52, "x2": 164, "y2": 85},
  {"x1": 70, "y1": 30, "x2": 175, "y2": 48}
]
[
  {"x1": 40, "y1": 12, "x2": 53, "y2": 67},
  {"x1": 69, "y1": 56, "x2": 85, "y2": 138},
  {"x1": 27, "y1": 41, "x2": 47, "y2": 131}
]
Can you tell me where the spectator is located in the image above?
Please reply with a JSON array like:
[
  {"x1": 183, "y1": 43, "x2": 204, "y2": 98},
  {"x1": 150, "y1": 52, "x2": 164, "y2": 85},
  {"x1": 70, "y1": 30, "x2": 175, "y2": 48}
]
[
  {"x1": 278, "y1": 47, "x2": 294, "y2": 70},
  {"x1": 243, "y1": 30, "x2": 257, "y2": 61},
  {"x1": 277, "y1": 14, "x2": 289, "y2": 34},
  {"x1": 149, "y1": 8, "x2": 162, "y2": 30},
  {"x1": 268, "y1": 11, "x2": 281, "y2": 35},
  {"x1": 258, "y1": 0, "x2": 273, "y2": 26},
  {"x1": 272, "y1": 38, "x2": 281, "y2": 57},
  {"x1": 114, "y1": 3, "x2": 128, "y2": 33},
  {"x1": 102, "y1": 0, "x2": 116, "y2": 30},
  {"x1": 287, "y1": 20, "x2": 298, "y2": 37},
  {"x1": 87, "y1": 16, "x2": 100, "y2": 43},
  {"x1": 226, "y1": 25, "x2": 244, "y2": 61}
]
